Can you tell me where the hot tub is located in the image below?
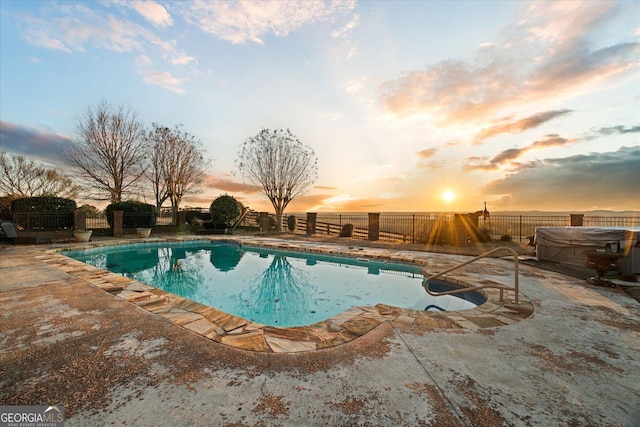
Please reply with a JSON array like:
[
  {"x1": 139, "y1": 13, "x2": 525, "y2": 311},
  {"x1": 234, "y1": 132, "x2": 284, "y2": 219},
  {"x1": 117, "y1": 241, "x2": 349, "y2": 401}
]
[{"x1": 535, "y1": 226, "x2": 640, "y2": 274}]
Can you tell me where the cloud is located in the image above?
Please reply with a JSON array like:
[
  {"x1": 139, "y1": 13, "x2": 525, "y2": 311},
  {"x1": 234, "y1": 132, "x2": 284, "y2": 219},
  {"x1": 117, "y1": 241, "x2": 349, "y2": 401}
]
[
  {"x1": 135, "y1": 54, "x2": 153, "y2": 66},
  {"x1": 468, "y1": 122, "x2": 640, "y2": 171},
  {"x1": 135, "y1": 54, "x2": 189, "y2": 93},
  {"x1": 139, "y1": 70, "x2": 186, "y2": 94},
  {"x1": 588, "y1": 125, "x2": 640, "y2": 138},
  {"x1": 416, "y1": 148, "x2": 436, "y2": 159},
  {"x1": 331, "y1": 13, "x2": 359, "y2": 39},
  {"x1": 466, "y1": 134, "x2": 576, "y2": 171},
  {"x1": 0, "y1": 120, "x2": 71, "y2": 165},
  {"x1": 331, "y1": 13, "x2": 359, "y2": 60},
  {"x1": 181, "y1": 0, "x2": 356, "y2": 44},
  {"x1": 417, "y1": 160, "x2": 447, "y2": 171},
  {"x1": 171, "y1": 54, "x2": 196, "y2": 65},
  {"x1": 18, "y1": 3, "x2": 192, "y2": 67},
  {"x1": 377, "y1": 2, "x2": 639, "y2": 125},
  {"x1": 342, "y1": 78, "x2": 368, "y2": 93},
  {"x1": 483, "y1": 145, "x2": 640, "y2": 210},
  {"x1": 21, "y1": 20, "x2": 72, "y2": 53},
  {"x1": 473, "y1": 110, "x2": 572, "y2": 144},
  {"x1": 306, "y1": 195, "x2": 387, "y2": 212},
  {"x1": 204, "y1": 175, "x2": 261, "y2": 194},
  {"x1": 126, "y1": 0, "x2": 173, "y2": 27},
  {"x1": 415, "y1": 148, "x2": 448, "y2": 170},
  {"x1": 21, "y1": 5, "x2": 148, "y2": 53},
  {"x1": 322, "y1": 112, "x2": 344, "y2": 121},
  {"x1": 288, "y1": 192, "x2": 337, "y2": 211}
]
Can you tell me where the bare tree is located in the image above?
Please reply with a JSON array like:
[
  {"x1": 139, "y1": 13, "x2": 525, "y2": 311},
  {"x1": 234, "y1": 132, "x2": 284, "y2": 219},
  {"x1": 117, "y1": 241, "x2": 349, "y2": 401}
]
[
  {"x1": 145, "y1": 124, "x2": 171, "y2": 213},
  {"x1": 0, "y1": 151, "x2": 81, "y2": 198},
  {"x1": 236, "y1": 128, "x2": 317, "y2": 231},
  {"x1": 148, "y1": 124, "x2": 208, "y2": 223},
  {"x1": 65, "y1": 101, "x2": 147, "y2": 203}
]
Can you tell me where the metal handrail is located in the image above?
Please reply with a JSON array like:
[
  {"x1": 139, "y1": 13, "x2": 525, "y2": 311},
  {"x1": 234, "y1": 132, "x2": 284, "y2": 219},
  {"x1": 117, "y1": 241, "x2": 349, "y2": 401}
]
[{"x1": 422, "y1": 246, "x2": 520, "y2": 304}]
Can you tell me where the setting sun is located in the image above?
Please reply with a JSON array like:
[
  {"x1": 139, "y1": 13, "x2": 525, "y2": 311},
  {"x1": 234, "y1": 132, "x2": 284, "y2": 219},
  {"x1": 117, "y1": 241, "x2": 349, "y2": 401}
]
[{"x1": 442, "y1": 190, "x2": 456, "y2": 203}]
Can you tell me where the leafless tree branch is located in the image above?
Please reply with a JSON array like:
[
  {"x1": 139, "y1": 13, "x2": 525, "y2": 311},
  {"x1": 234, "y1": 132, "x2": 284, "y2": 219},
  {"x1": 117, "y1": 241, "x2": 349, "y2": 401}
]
[
  {"x1": 236, "y1": 128, "x2": 317, "y2": 231},
  {"x1": 0, "y1": 151, "x2": 81, "y2": 199},
  {"x1": 64, "y1": 101, "x2": 147, "y2": 203}
]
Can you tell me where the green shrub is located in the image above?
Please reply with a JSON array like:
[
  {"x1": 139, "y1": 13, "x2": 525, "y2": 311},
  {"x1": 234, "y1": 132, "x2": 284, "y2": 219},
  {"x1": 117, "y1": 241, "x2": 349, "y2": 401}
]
[
  {"x1": 0, "y1": 195, "x2": 19, "y2": 218},
  {"x1": 11, "y1": 196, "x2": 76, "y2": 213},
  {"x1": 340, "y1": 223, "x2": 354, "y2": 237},
  {"x1": 287, "y1": 215, "x2": 297, "y2": 232},
  {"x1": 209, "y1": 195, "x2": 240, "y2": 227},
  {"x1": 77, "y1": 204, "x2": 101, "y2": 218},
  {"x1": 10, "y1": 196, "x2": 76, "y2": 230},
  {"x1": 106, "y1": 201, "x2": 156, "y2": 228}
]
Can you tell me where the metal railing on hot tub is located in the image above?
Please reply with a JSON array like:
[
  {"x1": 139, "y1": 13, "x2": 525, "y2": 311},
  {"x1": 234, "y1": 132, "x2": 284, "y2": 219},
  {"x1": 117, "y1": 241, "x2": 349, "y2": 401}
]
[{"x1": 422, "y1": 246, "x2": 520, "y2": 304}]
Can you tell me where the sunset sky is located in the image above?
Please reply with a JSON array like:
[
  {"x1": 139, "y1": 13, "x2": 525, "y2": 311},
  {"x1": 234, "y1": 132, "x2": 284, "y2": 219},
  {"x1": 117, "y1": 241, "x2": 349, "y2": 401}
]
[{"x1": 1, "y1": 0, "x2": 638, "y2": 213}]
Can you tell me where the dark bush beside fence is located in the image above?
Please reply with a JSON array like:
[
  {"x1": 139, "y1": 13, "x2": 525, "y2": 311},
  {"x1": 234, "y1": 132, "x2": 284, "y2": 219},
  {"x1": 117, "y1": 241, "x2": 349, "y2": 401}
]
[
  {"x1": 106, "y1": 201, "x2": 157, "y2": 228},
  {"x1": 10, "y1": 196, "x2": 76, "y2": 230},
  {"x1": 210, "y1": 195, "x2": 241, "y2": 227},
  {"x1": 11, "y1": 196, "x2": 77, "y2": 213}
]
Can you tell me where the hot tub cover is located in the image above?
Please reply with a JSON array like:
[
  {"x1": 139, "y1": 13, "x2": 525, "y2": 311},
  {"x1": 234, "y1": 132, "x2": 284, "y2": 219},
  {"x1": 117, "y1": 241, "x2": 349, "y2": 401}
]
[{"x1": 535, "y1": 227, "x2": 640, "y2": 250}]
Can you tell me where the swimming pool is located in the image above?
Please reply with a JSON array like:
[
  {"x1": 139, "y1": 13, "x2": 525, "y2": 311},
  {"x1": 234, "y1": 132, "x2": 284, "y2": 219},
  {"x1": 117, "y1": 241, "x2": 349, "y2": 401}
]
[{"x1": 65, "y1": 240, "x2": 484, "y2": 327}]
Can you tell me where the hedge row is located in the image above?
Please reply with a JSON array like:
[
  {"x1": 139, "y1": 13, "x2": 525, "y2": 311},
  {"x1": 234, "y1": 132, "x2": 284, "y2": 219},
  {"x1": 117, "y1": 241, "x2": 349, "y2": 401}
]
[{"x1": 11, "y1": 196, "x2": 77, "y2": 213}]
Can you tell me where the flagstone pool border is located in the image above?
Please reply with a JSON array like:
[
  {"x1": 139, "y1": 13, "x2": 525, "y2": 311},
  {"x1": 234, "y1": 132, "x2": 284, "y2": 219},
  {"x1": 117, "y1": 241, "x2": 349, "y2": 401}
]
[{"x1": 39, "y1": 236, "x2": 534, "y2": 353}]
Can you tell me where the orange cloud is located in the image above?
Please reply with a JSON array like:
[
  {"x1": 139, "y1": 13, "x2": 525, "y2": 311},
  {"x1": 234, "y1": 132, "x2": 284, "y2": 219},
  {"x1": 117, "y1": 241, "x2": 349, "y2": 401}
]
[
  {"x1": 324, "y1": 197, "x2": 387, "y2": 213},
  {"x1": 466, "y1": 134, "x2": 575, "y2": 171},
  {"x1": 414, "y1": 148, "x2": 447, "y2": 170},
  {"x1": 473, "y1": 110, "x2": 572, "y2": 144},
  {"x1": 416, "y1": 148, "x2": 437, "y2": 158},
  {"x1": 377, "y1": 2, "x2": 638, "y2": 126},
  {"x1": 203, "y1": 175, "x2": 261, "y2": 194}
]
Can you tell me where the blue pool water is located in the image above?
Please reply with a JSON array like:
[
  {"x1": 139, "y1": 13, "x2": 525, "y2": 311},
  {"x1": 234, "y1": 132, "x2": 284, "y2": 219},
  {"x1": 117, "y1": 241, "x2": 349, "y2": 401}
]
[{"x1": 64, "y1": 241, "x2": 482, "y2": 327}]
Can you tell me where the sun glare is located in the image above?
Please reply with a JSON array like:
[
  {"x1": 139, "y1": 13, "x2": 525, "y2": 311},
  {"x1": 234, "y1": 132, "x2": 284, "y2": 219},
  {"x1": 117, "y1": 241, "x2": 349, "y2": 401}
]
[{"x1": 442, "y1": 190, "x2": 456, "y2": 203}]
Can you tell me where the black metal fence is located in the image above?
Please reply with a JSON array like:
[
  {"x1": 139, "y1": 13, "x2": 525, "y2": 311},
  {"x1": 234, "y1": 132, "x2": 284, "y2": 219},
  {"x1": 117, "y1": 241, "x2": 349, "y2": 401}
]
[
  {"x1": 279, "y1": 213, "x2": 639, "y2": 243},
  {"x1": 7, "y1": 211, "x2": 175, "y2": 232},
  {"x1": 86, "y1": 215, "x2": 109, "y2": 230},
  {"x1": 4, "y1": 210, "x2": 639, "y2": 242},
  {"x1": 584, "y1": 216, "x2": 640, "y2": 227},
  {"x1": 9, "y1": 212, "x2": 74, "y2": 231}
]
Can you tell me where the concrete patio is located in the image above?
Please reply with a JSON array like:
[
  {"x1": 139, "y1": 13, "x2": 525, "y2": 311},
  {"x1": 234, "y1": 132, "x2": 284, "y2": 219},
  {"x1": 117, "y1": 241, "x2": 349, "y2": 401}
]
[{"x1": 1, "y1": 238, "x2": 639, "y2": 426}]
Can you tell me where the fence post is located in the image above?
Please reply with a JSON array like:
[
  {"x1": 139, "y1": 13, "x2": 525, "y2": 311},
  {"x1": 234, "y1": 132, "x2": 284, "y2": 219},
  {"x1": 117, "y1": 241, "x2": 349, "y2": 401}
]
[
  {"x1": 259, "y1": 212, "x2": 270, "y2": 232},
  {"x1": 306, "y1": 212, "x2": 317, "y2": 235},
  {"x1": 519, "y1": 215, "x2": 522, "y2": 242},
  {"x1": 113, "y1": 211, "x2": 124, "y2": 237},
  {"x1": 368, "y1": 213, "x2": 380, "y2": 241},
  {"x1": 412, "y1": 214, "x2": 415, "y2": 244},
  {"x1": 73, "y1": 210, "x2": 87, "y2": 231},
  {"x1": 570, "y1": 214, "x2": 584, "y2": 226},
  {"x1": 177, "y1": 210, "x2": 187, "y2": 225}
]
